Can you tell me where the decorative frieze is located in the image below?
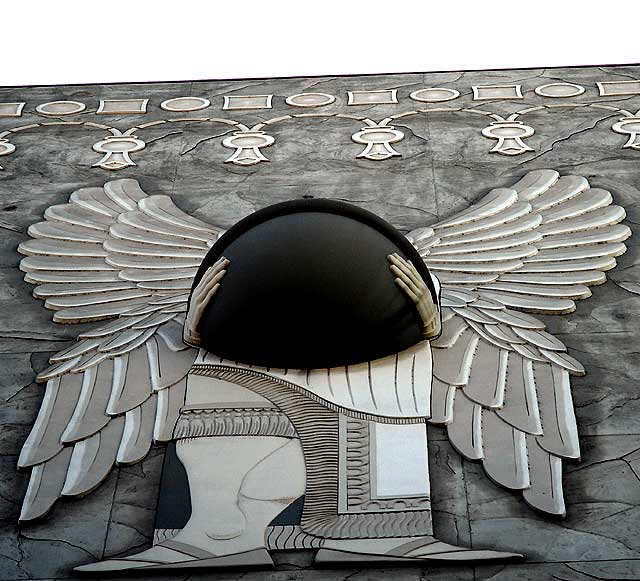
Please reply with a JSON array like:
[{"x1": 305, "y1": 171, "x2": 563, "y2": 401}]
[
  {"x1": 1, "y1": 77, "x2": 637, "y2": 129},
  {"x1": 1, "y1": 80, "x2": 640, "y2": 170}
]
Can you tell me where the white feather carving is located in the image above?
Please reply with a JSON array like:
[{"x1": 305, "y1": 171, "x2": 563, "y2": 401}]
[
  {"x1": 17, "y1": 179, "x2": 218, "y2": 521},
  {"x1": 410, "y1": 170, "x2": 630, "y2": 516}
]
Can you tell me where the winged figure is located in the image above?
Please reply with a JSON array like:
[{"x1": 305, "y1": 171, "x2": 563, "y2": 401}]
[{"x1": 15, "y1": 171, "x2": 630, "y2": 571}]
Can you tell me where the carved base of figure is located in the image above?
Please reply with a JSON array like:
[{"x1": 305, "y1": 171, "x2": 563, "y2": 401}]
[
  {"x1": 75, "y1": 434, "x2": 306, "y2": 573},
  {"x1": 315, "y1": 537, "x2": 523, "y2": 564}
]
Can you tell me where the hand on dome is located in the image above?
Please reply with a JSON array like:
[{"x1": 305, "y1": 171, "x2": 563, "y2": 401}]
[
  {"x1": 388, "y1": 253, "x2": 441, "y2": 340},
  {"x1": 183, "y1": 257, "x2": 229, "y2": 347}
]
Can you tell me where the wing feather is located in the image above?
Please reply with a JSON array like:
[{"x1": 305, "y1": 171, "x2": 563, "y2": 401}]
[
  {"x1": 117, "y1": 396, "x2": 157, "y2": 464},
  {"x1": 479, "y1": 282, "x2": 591, "y2": 300},
  {"x1": 118, "y1": 211, "x2": 215, "y2": 243},
  {"x1": 146, "y1": 334, "x2": 197, "y2": 391},
  {"x1": 534, "y1": 363, "x2": 580, "y2": 458},
  {"x1": 61, "y1": 363, "x2": 112, "y2": 443},
  {"x1": 61, "y1": 416, "x2": 125, "y2": 497},
  {"x1": 19, "y1": 239, "x2": 107, "y2": 258},
  {"x1": 432, "y1": 329, "x2": 478, "y2": 385},
  {"x1": 430, "y1": 377, "x2": 455, "y2": 424},
  {"x1": 431, "y1": 214, "x2": 542, "y2": 247},
  {"x1": 28, "y1": 220, "x2": 109, "y2": 243},
  {"x1": 104, "y1": 238, "x2": 208, "y2": 258},
  {"x1": 481, "y1": 413, "x2": 530, "y2": 490},
  {"x1": 154, "y1": 378, "x2": 187, "y2": 442},
  {"x1": 496, "y1": 356, "x2": 542, "y2": 434},
  {"x1": 428, "y1": 231, "x2": 542, "y2": 255},
  {"x1": 536, "y1": 224, "x2": 631, "y2": 248},
  {"x1": 447, "y1": 391, "x2": 483, "y2": 460},
  {"x1": 106, "y1": 349, "x2": 152, "y2": 415},
  {"x1": 433, "y1": 188, "x2": 518, "y2": 228},
  {"x1": 523, "y1": 435, "x2": 566, "y2": 516},
  {"x1": 24, "y1": 271, "x2": 123, "y2": 285},
  {"x1": 509, "y1": 168, "x2": 560, "y2": 200},
  {"x1": 528, "y1": 174, "x2": 587, "y2": 210},
  {"x1": 139, "y1": 196, "x2": 218, "y2": 234},
  {"x1": 18, "y1": 376, "x2": 83, "y2": 468},
  {"x1": 430, "y1": 303, "x2": 581, "y2": 514},
  {"x1": 464, "y1": 343, "x2": 507, "y2": 408},
  {"x1": 44, "y1": 204, "x2": 112, "y2": 231},
  {"x1": 19, "y1": 447, "x2": 73, "y2": 521},
  {"x1": 539, "y1": 187, "x2": 612, "y2": 222},
  {"x1": 477, "y1": 290, "x2": 575, "y2": 314},
  {"x1": 71, "y1": 186, "x2": 124, "y2": 216},
  {"x1": 44, "y1": 289, "x2": 152, "y2": 310}
]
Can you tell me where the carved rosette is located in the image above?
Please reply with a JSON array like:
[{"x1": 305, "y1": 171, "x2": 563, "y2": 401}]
[
  {"x1": 481, "y1": 121, "x2": 535, "y2": 156},
  {"x1": 612, "y1": 116, "x2": 640, "y2": 149},
  {"x1": 92, "y1": 135, "x2": 146, "y2": 170},
  {"x1": 222, "y1": 131, "x2": 275, "y2": 166},
  {"x1": 0, "y1": 139, "x2": 16, "y2": 170},
  {"x1": 352, "y1": 125, "x2": 404, "y2": 161}
]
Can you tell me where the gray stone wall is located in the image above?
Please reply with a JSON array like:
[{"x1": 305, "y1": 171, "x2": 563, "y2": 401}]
[{"x1": 0, "y1": 65, "x2": 639, "y2": 580}]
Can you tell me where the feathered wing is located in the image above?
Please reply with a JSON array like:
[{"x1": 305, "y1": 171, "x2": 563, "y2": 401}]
[
  {"x1": 408, "y1": 169, "x2": 631, "y2": 516},
  {"x1": 17, "y1": 179, "x2": 223, "y2": 520}
]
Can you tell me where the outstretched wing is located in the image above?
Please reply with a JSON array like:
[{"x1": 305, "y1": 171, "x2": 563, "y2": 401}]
[
  {"x1": 17, "y1": 179, "x2": 223, "y2": 521},
  {"x1": 408, "y1": 169, "x2": 631, "y2": 516}
]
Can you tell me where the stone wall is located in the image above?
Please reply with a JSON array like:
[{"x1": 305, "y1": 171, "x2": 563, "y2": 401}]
[{"x1": 1, "y1": 65, "x2": 639, "y2": 580}]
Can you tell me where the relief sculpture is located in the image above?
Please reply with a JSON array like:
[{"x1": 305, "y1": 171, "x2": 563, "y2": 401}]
[{"x1": 13, "y1": 169, "x2": 631, "y2": 571}]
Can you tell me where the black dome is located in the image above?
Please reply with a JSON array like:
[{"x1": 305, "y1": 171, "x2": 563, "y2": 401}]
[{"x1": 192, "y1": 199, "x2": 435, "y2": 369}]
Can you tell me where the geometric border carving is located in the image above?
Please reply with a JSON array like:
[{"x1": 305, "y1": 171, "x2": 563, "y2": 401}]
[
  {"x1": 97, "y1": 99, "x2": 149, "y2": 115},
  {"x1": 347, "y1": 89, "x2": 398, "y2": 106},
  {"x1": 286, "y1": 93, "x2": 336, "y2": 108},
  {"x1": 35, "y1": 101, "x2": 87, "y2": 115},
  {"x1": 410, "y1": 87, "x2": 460, "y2": 103},
  {"x1": 472, "y1": 84, "x2": 523, "y2": 100},
  {"x1": 0, "y1": 102, "x2": 25, "y2": 117},
  {"x1": 160, "y1": 97, "x2": 211, "y2": 112},
  {"x1": 339, "y1": 416, "x2": 430, "y2": 514},
  {"x1": 223, "y1": 95, "x2": 273, "y2": 110},
  {"x1": 597, "y1": 80, "x2": 640, "y2": 96},
  {"x1": 535, "y1": 83, "x2": 585, "y2": 98}
]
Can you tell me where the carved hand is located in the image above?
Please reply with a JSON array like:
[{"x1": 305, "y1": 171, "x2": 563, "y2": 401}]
[
  {"x1": 183, "y1": 256, "x2": 229, "y2": 347},
  {"x1": 388, "y1": 253, "x2": 441, "y2": 339}
]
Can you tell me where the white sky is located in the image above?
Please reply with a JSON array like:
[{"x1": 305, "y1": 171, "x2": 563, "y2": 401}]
[{"x1": 2, "y1": 2, "x2": 639, "y2": 87}]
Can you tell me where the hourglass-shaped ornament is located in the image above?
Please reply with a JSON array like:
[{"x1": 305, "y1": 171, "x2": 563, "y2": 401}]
[
  {"x1": 92, "y1": 135, "x2": 146, "y2": 171},
  {"x1": 222, "y1": 131, "x2": 275, "y2": 166},
  {"x1": 352, "y1": 125, "x2": 404, "y2": 161},
  {"x1": 612, "y1": 116, "x2": 640, "y2": 150},
  {"x1": 481, "y1": 121, "x2": 535, "y2": 156},
  {"x1": 0, "y1": 139, "x2": 16, "y2": 170}
]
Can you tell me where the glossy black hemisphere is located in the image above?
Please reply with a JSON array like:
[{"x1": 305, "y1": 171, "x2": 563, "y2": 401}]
[{"x1": 192, "y1": 199, "x2": 435, "y2": 369}]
